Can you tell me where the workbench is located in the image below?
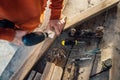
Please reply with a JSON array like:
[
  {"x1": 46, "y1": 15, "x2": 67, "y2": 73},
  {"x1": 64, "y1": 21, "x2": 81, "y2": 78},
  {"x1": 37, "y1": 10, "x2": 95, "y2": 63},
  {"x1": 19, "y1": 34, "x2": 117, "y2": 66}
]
[{"x1": 0, "y1": 0, "x2": 119, "y2": 80}]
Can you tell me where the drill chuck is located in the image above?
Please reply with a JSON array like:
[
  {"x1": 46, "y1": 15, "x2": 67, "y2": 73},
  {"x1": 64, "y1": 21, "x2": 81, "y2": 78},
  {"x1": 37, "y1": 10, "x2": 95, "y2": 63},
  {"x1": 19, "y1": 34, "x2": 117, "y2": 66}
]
[{"x1": 22, "y1": 32, "x2": 48, "y2": 46}]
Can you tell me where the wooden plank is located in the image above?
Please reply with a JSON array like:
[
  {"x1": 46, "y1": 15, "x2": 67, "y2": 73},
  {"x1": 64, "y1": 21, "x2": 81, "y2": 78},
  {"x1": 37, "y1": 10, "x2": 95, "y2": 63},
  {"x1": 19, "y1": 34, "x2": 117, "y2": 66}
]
[
  {"x1": 41, "y1": 62, "x2": 63, "y2": 80},
  {"x1": 110, "y1": 49, "x2": 120, "y2": 80},
  {"x1": 27, "y1": 70, "x2": 36, "y2": 80},
  {"x1": 41, "y1": 62, "x2": 55, "y2": 80},
  {"x1": 109, "y1": 3, "x2": 120, "y2": 80},
  {"x1": 50, "y1": 66, "x2": 63, "y2": 80},
  {"x1": 63, "y1": 0, "x2": 119, "y2": 30},
  {"x1": 0, "y1": 0, "x2": 119, "y2": 80},
  {"x1": 33, "y1": 72, "x2": 42, "y2": 80}
]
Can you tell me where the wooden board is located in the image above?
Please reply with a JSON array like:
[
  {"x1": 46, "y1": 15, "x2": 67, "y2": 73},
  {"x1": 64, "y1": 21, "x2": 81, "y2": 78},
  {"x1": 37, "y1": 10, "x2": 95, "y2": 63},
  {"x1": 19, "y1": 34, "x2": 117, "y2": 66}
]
[
  {"x1": 0, "y1": 0, "x2": 119, "y2": 80},
  {"x1": 41, "y1": 62, "x2": 56, "y2": 80},
  {"x1": 50, "y1": 65, "x2": 63, "y2": 80},
  {"x1": 27, "y1": 70, "x2": 36, "y2": 80},
  {"x1": 33, "y1": 72, "x2": 42, "y2": 80},
  {"x1": 63, "y1": 0, "x2": 119, "y2": 30},
  {"x1": 41, "y1": 62, "x2": 63, "y2": 80},
  {"x1": 109, "y1": 3, "x2": 120, "y2": 80}
]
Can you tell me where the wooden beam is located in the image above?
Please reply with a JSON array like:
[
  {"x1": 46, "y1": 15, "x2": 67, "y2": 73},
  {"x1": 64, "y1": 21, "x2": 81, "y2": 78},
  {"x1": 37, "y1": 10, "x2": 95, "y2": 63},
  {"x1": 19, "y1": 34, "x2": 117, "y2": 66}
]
[
  {"x1": 41, "y1": 62, "x2": 55, "y2": 80},
  {"x1": 27, "y1": 70, "x2": 36, "y2": 80},
  {"x1": 33, "y1": 72, "x2": 42, "y2": 80},
  {"x1": 63, "y1": 0, "x2": 119, "y2": 30},
  {"x1": 41, "y1": 62, "x2": 63, "y2": 80},
  {"x1": 109, "y1": 3, "x2": 120, "y2": 80},
  {"x1": 50, "y1": 65, "x2": 63, "y2": 80}
]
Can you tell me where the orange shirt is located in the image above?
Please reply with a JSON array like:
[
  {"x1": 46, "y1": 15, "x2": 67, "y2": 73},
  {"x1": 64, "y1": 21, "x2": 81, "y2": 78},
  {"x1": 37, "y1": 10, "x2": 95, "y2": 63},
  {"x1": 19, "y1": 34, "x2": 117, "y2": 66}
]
[{"x1": 0, "y1": 0, "x2": 63, "y2": 41}]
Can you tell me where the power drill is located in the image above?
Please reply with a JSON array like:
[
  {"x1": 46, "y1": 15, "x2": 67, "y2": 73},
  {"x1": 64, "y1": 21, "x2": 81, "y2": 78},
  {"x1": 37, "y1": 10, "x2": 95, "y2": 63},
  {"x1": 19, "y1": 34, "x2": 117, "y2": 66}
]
[
  {"x1": 0, "y1": 19, "x2": 52, "y2": 46},
  {"x1": 22, "y1": 32, "x2": 48, "y2": 46}
]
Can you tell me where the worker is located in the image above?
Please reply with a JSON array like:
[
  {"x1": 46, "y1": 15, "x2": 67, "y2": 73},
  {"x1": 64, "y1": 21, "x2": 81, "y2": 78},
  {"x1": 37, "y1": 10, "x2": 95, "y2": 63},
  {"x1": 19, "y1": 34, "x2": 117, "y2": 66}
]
[{"x1": 0, "y1": 0, "x2": 65, "y2": 45}]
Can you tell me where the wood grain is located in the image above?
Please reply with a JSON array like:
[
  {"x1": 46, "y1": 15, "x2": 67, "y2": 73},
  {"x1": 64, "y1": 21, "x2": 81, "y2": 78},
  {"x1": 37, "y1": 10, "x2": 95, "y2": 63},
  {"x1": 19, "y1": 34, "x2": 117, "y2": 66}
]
[
  {"x1": 63, "y1": 0, "x2": 119, "y2": 30},
  {"x1": 41, "y1": 62, "x2": 55, "y2": 80}
]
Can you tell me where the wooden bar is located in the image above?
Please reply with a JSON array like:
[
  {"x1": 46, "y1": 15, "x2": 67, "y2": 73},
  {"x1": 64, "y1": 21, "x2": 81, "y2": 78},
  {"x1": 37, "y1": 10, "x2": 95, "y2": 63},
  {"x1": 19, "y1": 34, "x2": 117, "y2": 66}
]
[
  {"x1": 109, "y1": 3, "x2": 120, "y2": 80},
  {"x1": 27, "y1": 70, "x2": 36, "y2": 80},
  {"x1": 41, "y1": 62, "x2": 63, "y2": 80},
  {"x1": 63, "y1": 0, "x2": 120, "y2": 30},
  {"x1": 41, "y1": 62, "x2": 55, "y2": 80},
  {"x1": 50, "y1": 66, "x2": 63, "y2": 80},
  {"x1": 33, "y1": 72, "x2": 42, "y2": 80}
]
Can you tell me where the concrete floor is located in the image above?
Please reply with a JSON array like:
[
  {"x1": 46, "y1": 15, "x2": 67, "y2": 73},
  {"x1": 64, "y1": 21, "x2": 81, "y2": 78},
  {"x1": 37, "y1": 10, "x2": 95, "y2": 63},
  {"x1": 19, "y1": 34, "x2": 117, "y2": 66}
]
[{"x1": 0, "y1": 40, "x2": 18, "y2": 75}]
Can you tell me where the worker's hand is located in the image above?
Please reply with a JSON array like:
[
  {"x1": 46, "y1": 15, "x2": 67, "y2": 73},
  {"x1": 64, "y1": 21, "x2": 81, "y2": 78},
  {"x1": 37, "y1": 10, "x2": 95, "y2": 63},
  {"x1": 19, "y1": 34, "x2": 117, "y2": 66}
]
[
  {"x1": 48, "y1": 18, "x2": 66, "y2": 36},
  {"x1": 12, "y1": 30, "x2": 28, "y2": 46}
]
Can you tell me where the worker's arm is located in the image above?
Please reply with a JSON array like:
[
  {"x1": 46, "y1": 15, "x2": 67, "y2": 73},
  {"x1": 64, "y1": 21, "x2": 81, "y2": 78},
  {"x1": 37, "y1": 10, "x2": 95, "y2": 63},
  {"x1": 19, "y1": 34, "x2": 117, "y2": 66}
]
[
  {"x1": 12, "y1": 30, "x2": 28, "y2": 45},
  {"x1": 48, "y1": 0, "x2": 66, "y2": 35},
  {"x1": 50, "y1": 0, "x2": 64, "y2": 19},
  {"x1": 0, "y1": 28, "x2": 15, "y2": 42},
  {"x1": 0, "y1": 27, "x2": 27, "y2": 45}
]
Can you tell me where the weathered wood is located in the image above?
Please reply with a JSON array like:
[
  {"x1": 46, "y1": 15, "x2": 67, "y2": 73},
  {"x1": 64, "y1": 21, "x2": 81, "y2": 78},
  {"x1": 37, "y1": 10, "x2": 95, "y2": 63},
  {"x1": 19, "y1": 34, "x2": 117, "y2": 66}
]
[
  {"x1": 41, "y1": 62, "x2": 55, "y2": 80},
  {"x1": 41, "y1": 62, "x2": 63, "y2": 80},
  {"x1": 63, "y1": 0, "x2": 119, "y2": 30},
  {"x1": 33, "y1": 72, "x2": 42, "y2": 80},
  {"x1": 0, "y1": 0, "x2": 119, "y2": 80},
  {"x1": 27, "y1": 70, "x2": 36, "y2": 80},
  {"x1": 50, "y1": 66, "x2": 63, "y2": 80},
  {"x1": 109, "y1": 3, "x2": 120, "y2": 80}
]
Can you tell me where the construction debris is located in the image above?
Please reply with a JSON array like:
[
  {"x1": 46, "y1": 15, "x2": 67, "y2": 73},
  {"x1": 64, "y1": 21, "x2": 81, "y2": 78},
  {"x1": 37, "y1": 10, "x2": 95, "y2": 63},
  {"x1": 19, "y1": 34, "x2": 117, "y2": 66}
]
[{"x1": 46, "y1": 48, "x2": 66, "y2": 65}]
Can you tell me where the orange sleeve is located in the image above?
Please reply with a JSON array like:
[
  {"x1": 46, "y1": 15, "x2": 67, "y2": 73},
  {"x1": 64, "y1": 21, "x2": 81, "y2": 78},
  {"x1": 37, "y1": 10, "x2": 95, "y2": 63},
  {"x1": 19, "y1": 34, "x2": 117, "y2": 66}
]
[
  {"x1": 50, "y1": 0, "x2": 64, "y2": 19},
  {"x1": 0, "y1": 28, "x2": 15, "y2": 41}
]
